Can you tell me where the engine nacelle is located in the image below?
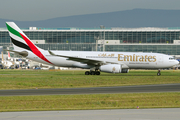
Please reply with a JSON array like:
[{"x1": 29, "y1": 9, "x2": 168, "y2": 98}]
[
  {"x1": 121, "y1": 69, "x2": 129, "y2": 73},
  {"x1": 100, "y1": 64, "x2": 121, "y2": 73}
]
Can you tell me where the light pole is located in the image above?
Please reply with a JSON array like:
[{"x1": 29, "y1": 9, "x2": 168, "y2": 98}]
[
  {"x1": 94, "y1": 36, "x2": 99, "y2": 51},
  {"x1": 100, "y1": 25, "x2": 105, "y2": 51}
]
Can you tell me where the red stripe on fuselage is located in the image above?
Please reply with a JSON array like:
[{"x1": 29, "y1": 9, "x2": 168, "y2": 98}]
[{"x1": 20, "y1": 33, "x2": 52, "y2": 64}]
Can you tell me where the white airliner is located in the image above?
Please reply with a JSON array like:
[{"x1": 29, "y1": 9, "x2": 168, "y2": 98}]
[
  {"x1": 1, "y1": 51, "x2": 14, "y2": 69},
  {"x1": 5, "y1": 22, "x2": 179, "y2": 75}
]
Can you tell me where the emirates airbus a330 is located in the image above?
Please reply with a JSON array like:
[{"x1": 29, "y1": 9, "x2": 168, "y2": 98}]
[{"x1": 5, "y1": 22, "x2": 179, "y2": 75}]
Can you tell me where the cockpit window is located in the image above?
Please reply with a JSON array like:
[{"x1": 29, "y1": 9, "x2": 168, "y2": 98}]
[{"x1": 169, "y1": 57, "x2": 175, "y2": 60}]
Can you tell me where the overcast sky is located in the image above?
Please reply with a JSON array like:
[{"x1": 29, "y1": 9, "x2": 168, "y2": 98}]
[{"x1": 1, "y1": 0, "x2": 180, "y2": 21}]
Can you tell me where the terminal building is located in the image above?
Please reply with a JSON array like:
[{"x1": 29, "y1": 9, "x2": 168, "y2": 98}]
[{"x1": 0, "y1": 26, "x2": 180, "y2": 57}]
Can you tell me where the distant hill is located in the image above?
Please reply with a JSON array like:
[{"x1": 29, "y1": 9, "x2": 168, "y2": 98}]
[{"x1": 1, "y1": 9, "x2": 180, "y2": 28}]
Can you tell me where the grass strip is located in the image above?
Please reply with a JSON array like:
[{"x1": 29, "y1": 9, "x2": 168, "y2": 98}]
[
  {"x1": 0, "y1": 70, "x2": 180, "y2": 89},
  {"x1": 0, "y1": 92, "x2": 180, "y2": 112}
]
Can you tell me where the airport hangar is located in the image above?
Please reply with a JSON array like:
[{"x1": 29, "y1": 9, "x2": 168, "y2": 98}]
[{"x1": 0, "y1": 26, "x2": 180, "y2": 58}]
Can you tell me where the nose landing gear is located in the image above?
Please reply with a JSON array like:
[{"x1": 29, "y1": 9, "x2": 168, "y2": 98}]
[{"x1": 157, "y1": 69, "x2": 161, "y2": 76}]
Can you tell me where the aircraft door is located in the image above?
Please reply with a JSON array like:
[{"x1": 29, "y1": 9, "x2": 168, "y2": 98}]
[
  {"x1": 159, "y1": 55, "x2": 163, "y2": 62},
  {"x1": 158, "y1": 55, "x2": 163, "y2": 65}
]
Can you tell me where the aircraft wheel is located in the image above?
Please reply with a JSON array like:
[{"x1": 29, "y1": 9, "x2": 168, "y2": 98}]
[
  {"x1": 85, "y1": 71, "x2": 90, "y2": 75},
  {"x1": 96, "y1": 71, "x2": 100, "y2": 75},
  {"x1": 157, "y1": 72, "x2": 161, "y2": 76}
]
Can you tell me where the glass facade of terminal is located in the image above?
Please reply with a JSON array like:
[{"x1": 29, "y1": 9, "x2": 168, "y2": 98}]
[
  {"x1": 105, "y1": 45, "x2": 180, "y2": 55},
  {"x1": 24, "y1": 30, "x2": 180, "y2": 44},
  {"x1": 0, "y1": 29, "x2": 180, "y2": 55}
]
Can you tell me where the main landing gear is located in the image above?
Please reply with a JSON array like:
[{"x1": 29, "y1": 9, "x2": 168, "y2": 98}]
[
  {"x1": 157, "y1": 69, "x2": 161, "y2": 76},
  {"x1": 85, "y1": 71, "x2": 100, "y2": 75}
]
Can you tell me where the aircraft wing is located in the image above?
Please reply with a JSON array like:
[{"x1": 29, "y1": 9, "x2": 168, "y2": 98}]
[{"x1": 48, "y1": 50, "x2": 118, "y2": 65}]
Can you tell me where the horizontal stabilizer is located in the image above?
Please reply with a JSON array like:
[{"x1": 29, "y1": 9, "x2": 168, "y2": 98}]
[{"x1": 4, "y1": 49, "x2": 28, "y2": 57}]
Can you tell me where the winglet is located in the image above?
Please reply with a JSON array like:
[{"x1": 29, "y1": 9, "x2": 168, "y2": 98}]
[
  {"x1": 48, "y1": 50, "x2": 69, "y2": 58},
  {"x1": 48, "y1": 50, "x2": 56, "y2": 56}
]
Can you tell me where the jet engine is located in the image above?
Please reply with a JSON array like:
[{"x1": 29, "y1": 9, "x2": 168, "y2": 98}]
[{"x1": 100, "y1": 64, "x2": 121, "y2": 73}]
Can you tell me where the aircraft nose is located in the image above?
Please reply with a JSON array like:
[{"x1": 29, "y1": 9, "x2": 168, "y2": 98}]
[{"x1": 175, "y1": 60, "x2": 179, "y2": 65}]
